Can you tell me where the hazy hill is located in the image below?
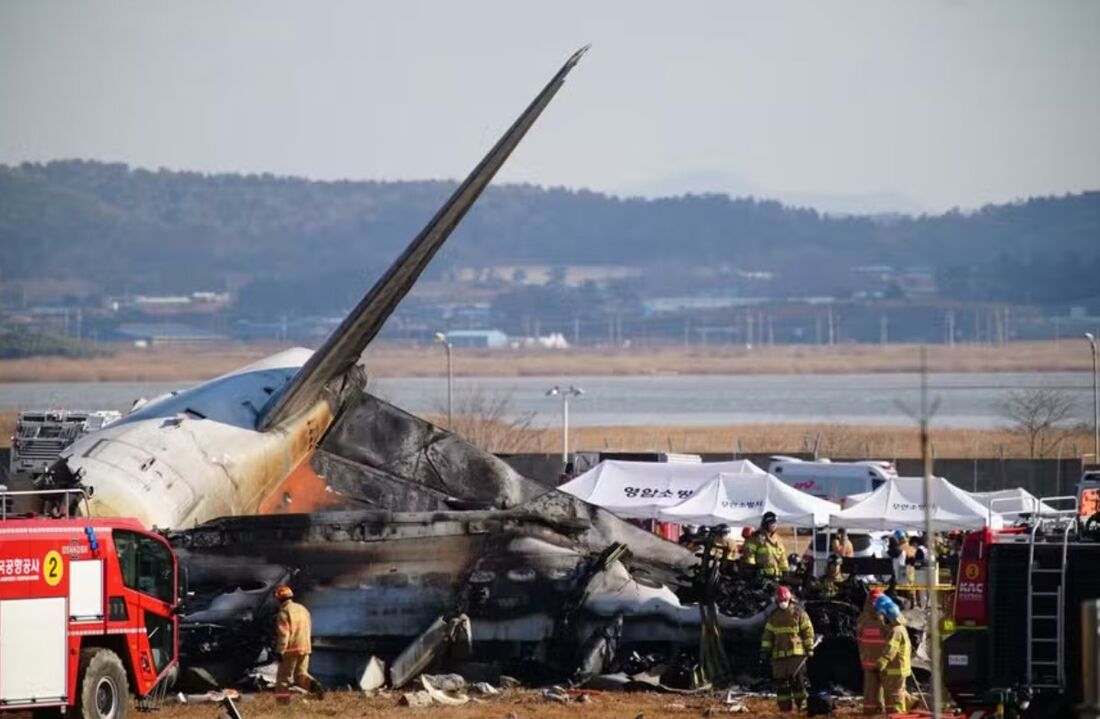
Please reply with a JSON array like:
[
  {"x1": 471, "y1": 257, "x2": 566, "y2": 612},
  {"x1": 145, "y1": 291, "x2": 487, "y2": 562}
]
[{"x1": 1, "y1": 160, "x2": 1098, "y2": 311}]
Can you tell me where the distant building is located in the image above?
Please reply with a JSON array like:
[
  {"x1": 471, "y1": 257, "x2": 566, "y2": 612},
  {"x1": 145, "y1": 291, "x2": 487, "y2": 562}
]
[
  {"x1": 443, "y1": 329, "x2": 509, "y2": 349},
  {"x1": 643, "y1": 295, "x2": 767, "y2": 315},
  {"x1": 112, "y1": 323, "x2": 226, "y2": 347},
  {"x1": 110, "y1": 291, "x2": 232, "y2": 317}
]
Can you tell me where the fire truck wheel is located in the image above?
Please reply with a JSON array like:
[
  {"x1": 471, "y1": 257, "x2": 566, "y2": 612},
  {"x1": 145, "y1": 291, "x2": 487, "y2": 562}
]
[{"x1": 77, "y1": 648, "x2": 130, "y2": 719}]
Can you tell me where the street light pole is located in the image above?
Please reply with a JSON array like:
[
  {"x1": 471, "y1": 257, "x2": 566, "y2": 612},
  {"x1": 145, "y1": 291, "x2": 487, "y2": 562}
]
[
  {"x1": 434, "y1": 332, "x2": 453, "y2": 429},
  {"x1": 1086, "y1": 333, "x2": 1099, "y2": 462},
  {"x1": 546, "y1": 385, "x2": 583, "y2": 469}
]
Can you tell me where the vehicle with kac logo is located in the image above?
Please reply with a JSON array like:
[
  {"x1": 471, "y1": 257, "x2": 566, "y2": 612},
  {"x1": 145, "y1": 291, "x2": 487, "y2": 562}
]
[
  {"x1": 0, "y1": 489, "x2": 178, "y2": 719},
  {"x1": 943, "y1": 496, "x2": 1100, "y2": 717}
]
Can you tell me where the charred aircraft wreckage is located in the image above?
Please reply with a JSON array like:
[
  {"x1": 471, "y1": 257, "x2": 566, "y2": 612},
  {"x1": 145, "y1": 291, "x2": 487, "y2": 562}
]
[{"x1": 45, "y1": 48, "x2": 867, "y2": 692}]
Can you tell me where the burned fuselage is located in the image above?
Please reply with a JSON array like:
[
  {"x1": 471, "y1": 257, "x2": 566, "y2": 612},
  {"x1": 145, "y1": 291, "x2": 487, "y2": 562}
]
[
  {"x1": 171, "y1": 507, "x2": 767, "y2": 687},
  {"x1": 168, "y1": 389, "x2": 770, "y2": 687},
  {"x1": 166, "y1": 388, "x2": 879, "y2": 692}
]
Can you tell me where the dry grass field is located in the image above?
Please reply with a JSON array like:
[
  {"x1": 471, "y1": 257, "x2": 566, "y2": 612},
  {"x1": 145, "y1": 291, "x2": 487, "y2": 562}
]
[
  {"x1": 0, "y1": 339, "x2": 1088, "y2": 382},
  {"x1": 522, "y1": 421, "x2": 1090, "y2": 459},
  {"x1": 3, "y1": 404, "x2": 1084, "y2": 459}
]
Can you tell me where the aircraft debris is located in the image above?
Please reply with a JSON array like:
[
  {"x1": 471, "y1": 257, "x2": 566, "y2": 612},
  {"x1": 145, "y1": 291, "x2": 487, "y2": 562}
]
[
  {"x1": 540, "y1": 685, "x2": 570, "y2": 703},
  {"x1": 419, "y1": 674, "x2": 470, "y2": 705},
  {"x1": 358, "y1": 656, "x2": 387, "y2": 693},
  {"x1": 470, "y1": 681, "x2": 501, "y2": 696},
  {"x1": 397, "y1": 691, "x2": 433, "y2": 708}
]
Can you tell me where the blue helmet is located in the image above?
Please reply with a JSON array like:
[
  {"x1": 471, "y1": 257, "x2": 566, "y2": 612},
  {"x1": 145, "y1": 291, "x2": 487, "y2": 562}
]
[
  {"x1": 874, "y1": 594, "x2": 901, "y2": 622},
  {"x1": 892, "y1": 529, "x2": 907, "y2": 542}
]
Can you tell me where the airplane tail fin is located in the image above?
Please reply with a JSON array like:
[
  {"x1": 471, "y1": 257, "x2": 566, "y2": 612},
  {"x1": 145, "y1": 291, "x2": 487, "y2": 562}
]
[{"x1": 259, "y1": 46, "x2": 589, "y2": 430}]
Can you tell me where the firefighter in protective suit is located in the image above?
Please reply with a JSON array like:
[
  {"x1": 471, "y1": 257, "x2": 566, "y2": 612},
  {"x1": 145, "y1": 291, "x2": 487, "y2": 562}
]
[
  {"x1": 875, "y1": 594, "x2": 912, "y2": 714},
  {"x1": 760, "y1": 585, "x2": 815, "y2": 712},
  {"x1": 273, "y1": 585, "x2": 324, "y2": 700},
  {"x1": 739, "y1": 527, "x2": 759, "y2": 566},
  {"x1": 816, "y1": 554, "x2": 846, "y2": 598},
  {"x1": 856, "y1": 588, "x2": 887, "y2": 715},
  {"x1": 747, "y1": 511, "x2": 789, "y2": 578}
]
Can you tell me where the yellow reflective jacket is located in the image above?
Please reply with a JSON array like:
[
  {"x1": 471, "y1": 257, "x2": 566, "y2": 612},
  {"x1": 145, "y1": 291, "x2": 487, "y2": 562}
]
[
  {"x1": 877, "y1": 619, "x2": 911, "y2": 676},
  {"x1": 761, "y1": 603, "x2": 815, "y2": 660},
  {"x1": 753, "y1": 533, "x2": 789, "y2": 577},
  {"x1": 716, "y1": 534, "x2": 740, "y2": 559},
  {"x1": 741, "y1": 533, "x2": 760, "y2": 565},
  {"x1": 831, "y1": 537, "x2": 855, "y2": 557},
  {"x1": 275, "y1": 599, "x2": 312, "y2": 655}
]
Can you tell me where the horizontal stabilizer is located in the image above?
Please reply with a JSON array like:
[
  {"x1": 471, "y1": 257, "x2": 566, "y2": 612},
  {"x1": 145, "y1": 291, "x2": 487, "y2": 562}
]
[{"x1": 260, "y1": 46, "x2": 589, "y2": 430}]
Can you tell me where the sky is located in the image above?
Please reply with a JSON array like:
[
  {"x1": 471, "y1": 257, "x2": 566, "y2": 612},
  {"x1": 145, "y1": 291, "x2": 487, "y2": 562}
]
[{"x1": 1, "y1": 1, "x2": 1098, "y2": 214}]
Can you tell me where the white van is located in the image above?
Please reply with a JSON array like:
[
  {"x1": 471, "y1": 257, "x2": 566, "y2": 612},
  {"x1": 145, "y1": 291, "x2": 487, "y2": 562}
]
[{"x1": 767, "y1": 456, "x2": 896, "y2": 502}]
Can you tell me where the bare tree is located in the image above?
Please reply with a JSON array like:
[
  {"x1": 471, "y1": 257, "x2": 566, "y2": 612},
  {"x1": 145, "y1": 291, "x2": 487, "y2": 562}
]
[
  {"x1": 995, "y1": 388, "x2": 1077, "y2": 458},
  {"x1": 431, "y1": 385, "x2": 538, "y2": 453}
]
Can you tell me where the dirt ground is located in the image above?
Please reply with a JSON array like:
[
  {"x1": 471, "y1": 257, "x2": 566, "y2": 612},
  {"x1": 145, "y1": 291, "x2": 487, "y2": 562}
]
[{"x1": 144, "y1": 689, "x2": 868, "y2": 719}]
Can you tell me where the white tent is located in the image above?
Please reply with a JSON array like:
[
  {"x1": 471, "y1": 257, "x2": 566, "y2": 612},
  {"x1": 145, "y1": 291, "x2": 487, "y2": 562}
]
[
  {"x1": 829, "y1": 476, "x2": 1002, "y2": 531},
  {"x1": 659, "y1": 472, "x2": 840, "y2": 528},
  {"x1": 971, "y1": 488, "x2": 1057, "y2": 521},
  {"x1": 841, "y1": 491, "x2": 874, "y2": 508},
  {"x1": 557, "y1": 460, "x2": 765, "y2": 519}
]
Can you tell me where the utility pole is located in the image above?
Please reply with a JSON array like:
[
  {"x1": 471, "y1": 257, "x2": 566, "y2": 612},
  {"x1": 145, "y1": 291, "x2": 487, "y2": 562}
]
[
  {"x1": 434, "y1": 332, "x2": 453, "y2": 429},
  {"x1": 1086, "y1": 333, "x2": 1099, "y2": 463},
  {"x1": 898, "y1": 348, "x2": 943, "y2": 718},
  {"x1": 921, "y1": 349, "x2": 943, "y2": 719},
  {"x1": 546, "y1": 385, "x2": 583, "y2": 470}
]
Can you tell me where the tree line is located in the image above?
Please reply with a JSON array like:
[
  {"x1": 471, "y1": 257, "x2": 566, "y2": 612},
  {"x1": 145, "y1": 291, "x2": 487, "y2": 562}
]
[{"x1": 1, "y1": 160, "x2": 1097, "y2": 314}]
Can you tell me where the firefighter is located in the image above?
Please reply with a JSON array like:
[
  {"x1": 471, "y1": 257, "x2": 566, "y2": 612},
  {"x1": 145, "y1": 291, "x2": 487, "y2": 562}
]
[
  {"x1": 740, "y1": 526, "x2": 759, "y2": 566},
  {"x1": 908, "y1": 535, "x2": 931, "y2": 608},
  {"x1": 831, "y1": 528, "x2": 855, "y2": 558},
  {"x1": 273, "y1": 585, "x2": 324, "y2": 700},
  {"x1": 759, "y1": 585, "x2": 815, "y2": 713},
  {"x1": 817, "y1": 553, "x2": 846, "y2": 597},
  {"x1": 715, "y1": 524, "x2": 740, "y2": 558},
  {"x1": 875, "y1": 594, "x2": 912, "y2": 714},
  {"x1": 857, "y1": 588, "x2": 887, "y2": 715},
  {"x1": 888, "y1": 530, "x2": 913, "y2": 605},
  {"x1": 749, "y1": 511, "x2": 789, "y2": 578}
]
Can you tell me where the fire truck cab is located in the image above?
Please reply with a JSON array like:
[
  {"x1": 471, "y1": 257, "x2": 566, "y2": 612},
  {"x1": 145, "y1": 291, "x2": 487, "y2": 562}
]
[
  {"x1": 944, "y1": 495, "x2": 1100, "y2": 717},
  {"x1": 0, "y1": 490, "x2": 178, "y2": 719}
]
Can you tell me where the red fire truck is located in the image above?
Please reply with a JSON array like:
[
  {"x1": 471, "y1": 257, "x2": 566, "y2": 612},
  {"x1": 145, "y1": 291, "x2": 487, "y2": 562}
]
[
  {"x1": 944, "y1": 496, "x2": 1100, "y2": 717},
  {"x1": 0, "y1": 489, "x2": 178, "y2": 719}
]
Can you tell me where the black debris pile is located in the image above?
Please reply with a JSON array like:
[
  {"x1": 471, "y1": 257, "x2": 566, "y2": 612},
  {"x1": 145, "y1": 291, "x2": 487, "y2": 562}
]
[{"x1": 673, "y1": 528, "x2": 871, "y2": 692}]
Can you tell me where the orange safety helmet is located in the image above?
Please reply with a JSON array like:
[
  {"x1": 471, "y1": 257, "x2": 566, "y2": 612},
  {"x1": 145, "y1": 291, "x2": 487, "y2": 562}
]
[
  {"x1": 741, "y1": 527, "x2": 754, "y2": 540},
  {"x1": 274, "y1": 585, "x2": 294, "y2": 601}
]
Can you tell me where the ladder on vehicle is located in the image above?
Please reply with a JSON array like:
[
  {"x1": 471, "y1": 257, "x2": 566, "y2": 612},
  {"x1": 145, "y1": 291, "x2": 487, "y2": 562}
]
[{"x1": 1024, "y1": 496, "x2": 1078, "y2": 690}]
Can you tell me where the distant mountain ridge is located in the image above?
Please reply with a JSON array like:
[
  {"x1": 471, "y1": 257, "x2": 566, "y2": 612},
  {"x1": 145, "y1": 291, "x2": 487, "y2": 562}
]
[{"x1": 1, "y1": 160, "x2": 1098, "y2": 309}]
